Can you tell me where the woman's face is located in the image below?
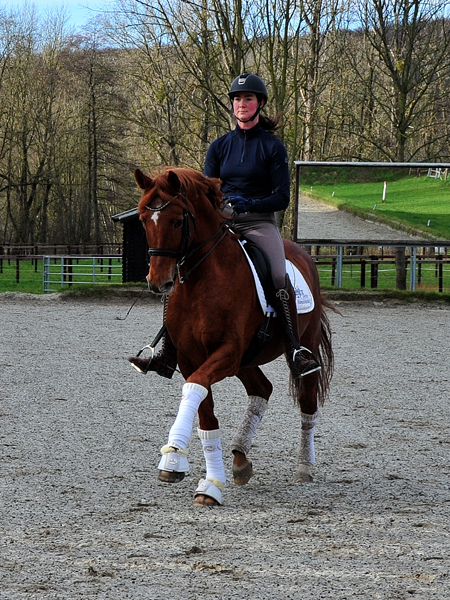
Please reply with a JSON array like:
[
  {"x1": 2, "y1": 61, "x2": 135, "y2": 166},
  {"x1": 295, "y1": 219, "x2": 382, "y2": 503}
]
[{"x1": 232, "y1": 92, "x2": 263, "y2": 127}]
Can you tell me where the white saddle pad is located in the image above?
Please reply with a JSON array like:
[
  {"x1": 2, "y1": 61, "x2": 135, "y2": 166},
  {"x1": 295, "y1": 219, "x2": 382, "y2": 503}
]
[{"x1": 240, "y1": 241, "x2": 314, "y2": 315}]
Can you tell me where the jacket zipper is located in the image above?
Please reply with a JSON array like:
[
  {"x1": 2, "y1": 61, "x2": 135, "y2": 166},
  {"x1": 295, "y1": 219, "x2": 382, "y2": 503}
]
[{"x1": 240, "y1": 130, "x2": 247, "y2": 163}]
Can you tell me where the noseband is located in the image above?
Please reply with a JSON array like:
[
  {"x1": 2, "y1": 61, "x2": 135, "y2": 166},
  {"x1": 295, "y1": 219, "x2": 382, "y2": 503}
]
[{"x1": 145, "y1": 193, "x2": 229, "y2": 283}]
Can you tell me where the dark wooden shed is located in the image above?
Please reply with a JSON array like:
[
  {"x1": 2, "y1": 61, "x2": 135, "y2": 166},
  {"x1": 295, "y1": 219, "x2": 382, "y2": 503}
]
[{"x1": 112, "y1": 208, "x2": 148, "y2": 283}]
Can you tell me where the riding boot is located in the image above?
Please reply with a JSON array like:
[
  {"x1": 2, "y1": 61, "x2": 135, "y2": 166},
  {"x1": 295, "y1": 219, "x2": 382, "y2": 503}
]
[
  {"x1": 272, "y1": 276, "x2": 321, "y2": 378},
  {"x1": 128, "y1": 296, "x2": 177, "y2": 379},
  {"x1": 128, "y1": 330, "x2": 177, "y2": 378}
]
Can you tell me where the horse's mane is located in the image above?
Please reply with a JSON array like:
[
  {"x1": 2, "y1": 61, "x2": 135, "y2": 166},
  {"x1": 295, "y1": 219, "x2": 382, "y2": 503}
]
[{"x1": 139, "y1": 166, "x2": 225, "y2": 222}]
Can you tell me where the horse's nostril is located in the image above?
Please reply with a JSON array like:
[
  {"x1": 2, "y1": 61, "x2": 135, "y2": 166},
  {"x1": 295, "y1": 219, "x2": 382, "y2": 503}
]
[{"x1": 160, "y1": 281, "x2": 174, "y2": 294}]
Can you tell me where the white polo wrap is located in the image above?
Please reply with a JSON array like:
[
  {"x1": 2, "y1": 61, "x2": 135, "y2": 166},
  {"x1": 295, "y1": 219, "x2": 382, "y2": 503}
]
[
  {"x1": 197, "y1": 428, "x2": 226, "y2": 485},
  {"x1": 167, "y1": 382, "x2": 208, "y2": 450}
]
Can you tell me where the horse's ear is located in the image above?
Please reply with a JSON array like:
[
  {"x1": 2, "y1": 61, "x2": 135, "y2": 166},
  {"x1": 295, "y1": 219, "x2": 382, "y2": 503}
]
[
  {"x1": 134, "y1": 168, "x2": 152, "y2": 190},
  {"x1": 167, "y1": 170, "x2": 182, "y2": 194}
]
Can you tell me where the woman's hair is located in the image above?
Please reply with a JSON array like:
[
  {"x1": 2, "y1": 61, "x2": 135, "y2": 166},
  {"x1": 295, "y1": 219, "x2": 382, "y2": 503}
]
[{"x1": 259, "y1": 112, "x2": 283, "y2": 135}]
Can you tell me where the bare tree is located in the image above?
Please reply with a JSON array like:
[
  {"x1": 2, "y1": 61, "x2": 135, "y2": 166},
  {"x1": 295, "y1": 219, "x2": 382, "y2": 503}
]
[
  {"x1": 55, "y1": 23, "x2": 132, "y2": 246},
  {"x1": 3, "y1": 1, "x2": 450, "y2": 248},
  {"x1": 355, "y1": 0, "x2": 450, "y2": 161},
  {"x1": 109, "y1": 0, "x2": 254, "y2": 168},
  {"x1": 1, "y1": 7, "x2": 68, "y2": 244},
  {"x1": 296, "y1": 0, "x2": 346, "y2": 160}
]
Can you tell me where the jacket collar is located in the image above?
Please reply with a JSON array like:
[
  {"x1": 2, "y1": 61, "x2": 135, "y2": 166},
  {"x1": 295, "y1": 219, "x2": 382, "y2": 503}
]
[{"x1": 234, "y1": 123, "x2": 262, "y2": 137}]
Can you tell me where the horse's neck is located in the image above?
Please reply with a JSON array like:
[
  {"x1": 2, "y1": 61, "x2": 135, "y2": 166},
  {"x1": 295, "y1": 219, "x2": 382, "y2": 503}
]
[{"x1": 182, "y1": 229, "x2": 245, "y2": 285}]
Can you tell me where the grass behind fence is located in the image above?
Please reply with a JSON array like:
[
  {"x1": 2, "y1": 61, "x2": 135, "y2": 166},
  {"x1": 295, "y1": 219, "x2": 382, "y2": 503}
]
[
  {"x1": 316, "y1": 261, "x2": 450, "y2": 293},
  {"x1": 0, "y1": 258, "x2": 43, "y2": 293},
  {"x1": 1, "y1": 255, "x2": 450, "y2": 295},
  {"x1": 0, "y1": 257, "x2": 122, "y2": 294}
]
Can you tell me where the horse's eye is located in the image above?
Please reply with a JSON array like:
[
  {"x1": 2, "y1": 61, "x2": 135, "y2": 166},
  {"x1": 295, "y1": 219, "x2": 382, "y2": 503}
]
[{"x1": 173, "y1": 219, "x2": 183, "y2": 230}]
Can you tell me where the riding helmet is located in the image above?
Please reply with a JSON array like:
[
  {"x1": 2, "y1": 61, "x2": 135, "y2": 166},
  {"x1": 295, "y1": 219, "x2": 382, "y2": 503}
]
[{"x1": 228, "y1": 73, "x2": 268, "y2": 102}]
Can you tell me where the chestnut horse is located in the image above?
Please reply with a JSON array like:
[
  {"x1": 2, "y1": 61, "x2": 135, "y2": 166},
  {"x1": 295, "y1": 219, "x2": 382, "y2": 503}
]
[{"x1": 134, "y1": 166, "x2": 334, "y2": 506}]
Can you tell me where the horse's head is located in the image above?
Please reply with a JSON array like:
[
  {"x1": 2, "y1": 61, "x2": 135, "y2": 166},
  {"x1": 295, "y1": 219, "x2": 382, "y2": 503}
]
[{"x1": 135, "y1": 166, "x2": 224, "y2": 294}]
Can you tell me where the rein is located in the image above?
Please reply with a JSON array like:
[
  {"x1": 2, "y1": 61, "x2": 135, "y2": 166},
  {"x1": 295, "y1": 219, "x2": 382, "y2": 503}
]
[
  {"x1": 177, "y1": 220, "x2": 229, "y2": 283},
  {"x1": 145, "y1": 193, "x2": 229, "y2": 284}
]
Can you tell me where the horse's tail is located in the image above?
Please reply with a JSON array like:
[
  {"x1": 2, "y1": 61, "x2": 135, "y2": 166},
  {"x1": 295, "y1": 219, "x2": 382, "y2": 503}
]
[
  {"x1": 290, "y1": 295, "x2": 335, "y2": 406},
  {"x1": 316, "y1": 297, "x2": 335, "y2": 405}
]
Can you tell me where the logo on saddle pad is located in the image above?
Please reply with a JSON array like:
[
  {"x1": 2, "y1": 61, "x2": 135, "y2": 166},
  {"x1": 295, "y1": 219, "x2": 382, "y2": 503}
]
[{"x1": 240, "y1": 241, "x2": 314, "y2": 315}]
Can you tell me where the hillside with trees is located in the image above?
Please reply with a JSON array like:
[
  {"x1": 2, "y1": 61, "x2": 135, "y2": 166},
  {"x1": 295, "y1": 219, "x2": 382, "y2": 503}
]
[{"x1": 1, "y1": 0, "x2": 450, "y2": 246}]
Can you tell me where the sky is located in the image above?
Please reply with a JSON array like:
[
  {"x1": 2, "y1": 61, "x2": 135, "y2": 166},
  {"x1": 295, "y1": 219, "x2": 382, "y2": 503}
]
[{"x1": 2, "y1": 1, "x2": 111, "y2": 29}]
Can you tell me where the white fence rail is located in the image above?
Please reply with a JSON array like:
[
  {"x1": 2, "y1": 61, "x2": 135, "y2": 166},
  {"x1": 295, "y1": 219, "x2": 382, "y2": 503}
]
[{"x1": 43, "y1": 255, "x2": 122, "y2": 292}]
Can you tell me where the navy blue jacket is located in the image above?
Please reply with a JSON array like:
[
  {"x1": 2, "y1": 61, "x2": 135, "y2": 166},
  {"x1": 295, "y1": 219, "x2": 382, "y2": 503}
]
[{"x1": 203, "y1": 124, "x2": 290, "y2": 213}]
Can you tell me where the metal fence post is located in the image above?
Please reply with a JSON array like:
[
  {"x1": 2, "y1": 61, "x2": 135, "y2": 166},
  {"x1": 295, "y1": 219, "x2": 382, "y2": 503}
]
[
  {"x1": 409, "y1": 246, "x2": 417, "y2": 291},
  {"x1": 336, "y1": 245, "x2": 343, "y2": 287},
  {"x1": 60, "y1": 257, "x2": 64, "y2": 288},
  {"x1": 438, "y1": 254, "x2": 443, "y2": 292},
  {"x1": 43, "y1": 256, "x2": 47, "y2": 292}
]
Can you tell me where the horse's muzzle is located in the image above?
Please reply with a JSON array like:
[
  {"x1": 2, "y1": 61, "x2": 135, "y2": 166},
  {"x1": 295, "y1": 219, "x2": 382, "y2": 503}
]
[
  {"x1": 146, "y1": 260, "x2": 178, "y2": 294},
  {"x1": 146, "y1": 276, "x2": 174, "y2": 295}
]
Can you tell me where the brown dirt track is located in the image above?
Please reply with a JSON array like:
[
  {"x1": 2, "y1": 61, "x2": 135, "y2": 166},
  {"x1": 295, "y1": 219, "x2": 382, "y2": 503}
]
[{"x1": 1, "y1": 292, "x2": 449, "y2": 599}]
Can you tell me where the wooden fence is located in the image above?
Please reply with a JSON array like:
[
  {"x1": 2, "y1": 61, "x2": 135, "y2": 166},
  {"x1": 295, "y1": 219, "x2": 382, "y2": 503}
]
[
  {"x1": 301, "y1": 241, "x2": 450, "y2": 292},
  {"x1": 1, "y1": 243, "x2": 450, "y2": 293},
  {"x1": 0, "y1": 244, "x2": 122, "y2": 257}
]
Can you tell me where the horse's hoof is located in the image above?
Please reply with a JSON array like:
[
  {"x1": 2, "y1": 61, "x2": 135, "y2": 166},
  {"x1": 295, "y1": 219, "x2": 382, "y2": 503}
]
[
  {"x1": 158, "y1": 470, "x2": 185, "y2": 483},
  {"x1": 294, "y1": 464, "x2": 314, "y2": 483},
  {"x1": 193, "y1": 478, "x2": 223, "y2": 505},
  {"x1": 193, "y1": 494, "x2": 220, "y2": 507},
  {"x1": 232, "y1": 461, "x2": 254, "y2": 486}
]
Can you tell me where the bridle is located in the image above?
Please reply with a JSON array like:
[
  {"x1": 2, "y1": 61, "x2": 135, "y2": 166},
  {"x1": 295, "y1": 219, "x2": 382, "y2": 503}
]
[
  {"x1": 146, "y1": 196, "x2": 195, "y2": 260},
  {"x1": 144, "y1": 192, "x2": 229, "y2": 284}
]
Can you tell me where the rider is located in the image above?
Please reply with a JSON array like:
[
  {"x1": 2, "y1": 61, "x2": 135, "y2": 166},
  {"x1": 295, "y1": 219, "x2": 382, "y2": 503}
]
[
  {"x1": 129, "y1": 73, "x2": 320, "y2": 379},
  {"x1": 204, "y1": 73, "x2": 320, "y2": 378}
]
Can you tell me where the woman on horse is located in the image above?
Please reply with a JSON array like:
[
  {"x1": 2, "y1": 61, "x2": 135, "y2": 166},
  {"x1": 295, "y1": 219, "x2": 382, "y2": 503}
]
[
  {"x1": 204, "y1": 73, "x2": 320, "y2": 378},
  {"x1": 130, "y1": 73, "x2": 320, "y2": 379}
]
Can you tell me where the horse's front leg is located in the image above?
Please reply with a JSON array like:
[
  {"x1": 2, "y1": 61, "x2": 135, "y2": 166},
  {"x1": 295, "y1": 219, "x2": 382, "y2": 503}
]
[
  {"x1": 188, "y1": 346, "x2": 244, "y2": 506},
  {"x1": 157, "y1": 381, "x2": 208, "y2": 483},
  {"x1": 184, "y1": 344, "x2": 247, "y2": 504},
  {"x1": 158, "y1": 348, "x2": 238, "y2": 506},
  {"x1": 193, "y1": 395, "x2": 226, "y2": 507}
]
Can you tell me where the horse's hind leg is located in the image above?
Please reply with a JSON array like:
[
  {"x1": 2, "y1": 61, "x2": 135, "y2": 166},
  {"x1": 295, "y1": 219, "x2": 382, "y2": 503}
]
[
  {"x1": 293, "y1": 374, "x2": 321, "y2": 483},
  {"x1": 232, "y1": 367, "x2": 273, "y2": 485}
]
